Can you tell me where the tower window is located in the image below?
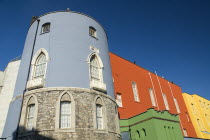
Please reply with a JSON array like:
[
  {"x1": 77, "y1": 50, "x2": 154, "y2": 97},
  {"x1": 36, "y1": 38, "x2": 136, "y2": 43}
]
[
  {"x1": 60, "y1": 93, "x2": 71, "y2": 128},
  {"x1": 34, "y1": 53, "x2": 46, "y2": 79},
  {"x1": 90, "y1": 55, "x2": 100, "y2": 82},
  {"x1": 89, "y1": 27, "x2": 97, "y2": 38},
  {"x1": 41, "y1": 23, "x2": 50, "y2": 34},
  {"x1": 26, "y1": 96, "x2": 36, "y2": 130},
  {"x1": 95, "y1": 97, "x2": 104, "y2": 129}
]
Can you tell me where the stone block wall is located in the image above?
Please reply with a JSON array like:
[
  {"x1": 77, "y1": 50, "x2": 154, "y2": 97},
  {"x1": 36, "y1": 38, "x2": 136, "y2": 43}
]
[{"x1": 17, "y1": 87, "x2": 121, "y2": 140}]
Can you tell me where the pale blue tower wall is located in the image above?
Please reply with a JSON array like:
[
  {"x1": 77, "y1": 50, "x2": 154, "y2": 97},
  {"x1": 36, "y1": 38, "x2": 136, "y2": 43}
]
[{"x1": 3, "y1": 11, "x2": 114, "y2": 139}]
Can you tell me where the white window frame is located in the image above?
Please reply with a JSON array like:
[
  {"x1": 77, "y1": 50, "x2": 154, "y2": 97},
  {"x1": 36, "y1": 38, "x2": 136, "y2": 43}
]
[
  {"x1": 87, "y1": 53, "x2": 106, "y2": 91},
  {"x1": 116, "y1": 93, "x2": 123, "y2": 107},
  {"x1": 174, "y1": 98, "x2": 180, "y2": 114},
  {"x1": 149, "y1": 88, "x2": 156, "y2": 106},
  {"x1": 132, "y1": 82, "x2": 140, "y2": 102},
  {"x1": 162, "y1": 93, "x2": 170, "y2": 110},
  {"x1": 55, "y1": 91, "x2": 75, "y2": 132},
  {"x1": 60, "y1": 101, "x2": 71, "y2": 128},
  {"x1": 93, "y1": 96, "x2": 107, "y2": 132},
  {"x1": 19, "y1": 95, "x2": 38, "y2": 132},
  {"x1": 30, "y1": 48, "x2": 49, "y2": 80}
]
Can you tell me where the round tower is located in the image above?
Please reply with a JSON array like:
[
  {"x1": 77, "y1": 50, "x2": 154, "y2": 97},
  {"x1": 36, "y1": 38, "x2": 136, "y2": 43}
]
[{"x1": 14, "y1": 11, "x2": 120, "y2": 140}]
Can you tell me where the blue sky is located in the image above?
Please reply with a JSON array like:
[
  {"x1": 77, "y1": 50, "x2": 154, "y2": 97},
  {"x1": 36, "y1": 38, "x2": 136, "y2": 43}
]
[{"x1": 0, "y1": 0, "x2": 209, "y2": 99}]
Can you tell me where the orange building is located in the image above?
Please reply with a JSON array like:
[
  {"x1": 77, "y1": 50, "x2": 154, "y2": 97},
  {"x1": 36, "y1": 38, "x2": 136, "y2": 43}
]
[{"x1": 110, "y1": 52, "x2": 197, "y2": 138}]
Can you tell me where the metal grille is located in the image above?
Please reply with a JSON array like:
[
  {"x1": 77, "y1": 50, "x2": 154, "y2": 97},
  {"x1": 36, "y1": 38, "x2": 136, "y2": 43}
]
[{"x1": 60, "y1": 101, "x2": 71, "y2": 128}]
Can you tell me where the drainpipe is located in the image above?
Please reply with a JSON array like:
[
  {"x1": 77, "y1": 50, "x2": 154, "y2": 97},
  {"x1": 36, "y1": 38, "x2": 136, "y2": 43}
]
[{"x1": 15, "y1": 18, "x2": 40, "y2": 140}]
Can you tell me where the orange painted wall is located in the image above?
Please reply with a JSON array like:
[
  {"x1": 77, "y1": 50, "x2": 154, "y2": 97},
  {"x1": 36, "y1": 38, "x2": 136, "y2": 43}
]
[{"x1": 110, "y1": 52, "x2": 197, "y2": 138}]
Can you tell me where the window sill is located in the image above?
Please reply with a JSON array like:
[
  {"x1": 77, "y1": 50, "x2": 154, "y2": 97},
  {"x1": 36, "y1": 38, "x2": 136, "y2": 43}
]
[
  {"x1": 89, "y1": 34, "x2": 98, "y2": 40},
  {"x1": 40, "y1": 31, "x2": 50, "y2": 35},
  {"x1": 27, "y1": 77, "x2": 45, "y2": 90},
  {"x1": 55, "y1": 128, "x2": 75, "y2": 132},
  {"x1": 94, "y1": 129, "x2": 108, "y2": 133},
  {"x1": 90, "y1": 80, "x2": 106, "y2": 92}
]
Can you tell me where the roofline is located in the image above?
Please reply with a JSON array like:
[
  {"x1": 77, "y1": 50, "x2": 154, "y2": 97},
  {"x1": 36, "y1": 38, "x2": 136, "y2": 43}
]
[
  {"x1": 183, "y1": 93, "x2": 210, "y2": 101},
  {"x1": 110, "y1": 52, "x2": 181, "y2": 88},
  {"x1": 30, "y1": 10, "x2": 108, "y2": 40}
]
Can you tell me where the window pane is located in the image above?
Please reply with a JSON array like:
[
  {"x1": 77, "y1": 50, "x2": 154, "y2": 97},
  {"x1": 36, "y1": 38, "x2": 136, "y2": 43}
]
[
  {"x1": 60, "y1": 101, "x2": 71, "y2": 128},
  {"x1": 96, "y1": 104, "x2": 103, "y2": 129},
  {"x1": 34, "y1": 53, "x2": 46, "y2": 78},
  {"x1": 90, "y1": 56, "x2": 100, "y2": 81},
  {"x1": 149, "y1": 88, "x2": 156, "y2": 106},
  {"x1": 27, "y1": 104, "x2": 35, "y2": 130},
  {"x1": 132, "y1": 82, "x2": 139, "y2": 102}
]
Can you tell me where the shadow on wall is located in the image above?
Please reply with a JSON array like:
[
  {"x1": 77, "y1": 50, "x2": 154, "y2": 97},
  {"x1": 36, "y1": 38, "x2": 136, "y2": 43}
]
[{"x1": 7, "y1": 126, "x2": 55, "y2": 140}]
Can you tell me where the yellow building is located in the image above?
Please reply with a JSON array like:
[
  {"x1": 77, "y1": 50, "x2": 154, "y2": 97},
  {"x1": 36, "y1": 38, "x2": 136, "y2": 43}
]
[{"x1": 183, "y1": 93, "x2": 210, "y2": 139}]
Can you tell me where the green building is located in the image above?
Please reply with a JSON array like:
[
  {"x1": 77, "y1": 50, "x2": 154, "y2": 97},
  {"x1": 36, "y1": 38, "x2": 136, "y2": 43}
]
[{"x1": 120, "y1": 108, "x2": 184, "y2": 140}]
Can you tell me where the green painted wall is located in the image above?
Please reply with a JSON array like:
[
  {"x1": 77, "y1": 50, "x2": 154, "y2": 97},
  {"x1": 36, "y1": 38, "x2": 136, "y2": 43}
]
[{"x1": 120, "y1": 108, "x2": 184, "y2": 140}]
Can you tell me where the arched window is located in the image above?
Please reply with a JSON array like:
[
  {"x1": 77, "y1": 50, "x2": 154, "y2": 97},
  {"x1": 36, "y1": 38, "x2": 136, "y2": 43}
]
[
  {"x1": 90, "y1": 55, "x2": 101, "y2": 82},
  {"x1": 162, "y1": 93, "x2": 170, "y2": 110},
  {"x1": 95, "y1": 97, "x2": 104, "y2": 129},
  {"x1": 89, "y1": 26, "x2": 97, "y2": 38},
  {"x1": 41, "y1": 23, "x2": 50, "y2": 33},
  {"x1": 26, "y1": 97, "x2": 36, "y2": 130},
  {"x1": 34, "y1": 53, "x2": 46, "y2": 79},
  {"x1": 149, "y1": 88, "x2": 156, "y2": 106},
  {"x1": 142, "y1": 128, "x2": 146, "y2": 136},
  {"x1": 88, "y1": 53, "x2": 106, "y2": 91},
  {"x1": 136, "y1": 130, "x2": 140, "y2": 139},
  {"x1": 60, "y1": 93, "x2": 71, "y2": 128}
]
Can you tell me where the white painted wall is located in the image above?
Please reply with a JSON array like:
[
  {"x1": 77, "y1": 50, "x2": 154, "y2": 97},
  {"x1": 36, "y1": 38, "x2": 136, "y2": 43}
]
[
  {"x1": 0, "y1": 71, "x2": 4, "y2": 93},
  {"x1": 0, "y1": 60, "x2": 20, "y2": 137}
]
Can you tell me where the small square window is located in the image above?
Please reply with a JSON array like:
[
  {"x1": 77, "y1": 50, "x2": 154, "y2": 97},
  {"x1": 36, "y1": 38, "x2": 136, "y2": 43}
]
[
  {"x1": 89, "y1": 27, "x2": 97, "y2": 38},
  {"x1": 41, "y1": 23, "x2": 50, "y2": 34}
]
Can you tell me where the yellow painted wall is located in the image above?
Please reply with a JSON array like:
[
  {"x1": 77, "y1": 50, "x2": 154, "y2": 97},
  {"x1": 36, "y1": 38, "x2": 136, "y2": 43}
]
[{"x1": 182, "y1": 93, "x2": 210, "y2": 139}]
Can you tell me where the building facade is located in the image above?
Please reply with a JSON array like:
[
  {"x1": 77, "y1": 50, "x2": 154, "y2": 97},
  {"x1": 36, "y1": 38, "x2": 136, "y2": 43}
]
[
  {"x1": 0, "y1": 59, "x2": 20, "y2": 137},
  {"x1": 110, "y1": 53, "x2": 197, "y2": 139},
  {"x1": 2, "y1": 11, "x2": 120, "y2": 140},
  {"x1": 183, "y1": 93, "x2": 210, "y2": 139},
  {"x1": 120, "y1": 108, "x2": 184, "y2": 140}
]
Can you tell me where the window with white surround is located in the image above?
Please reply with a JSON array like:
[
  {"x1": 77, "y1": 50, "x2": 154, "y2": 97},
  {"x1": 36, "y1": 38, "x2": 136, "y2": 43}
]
[
  {"x1": 88, "y1": 54, "x2": 106, "y2": 91},
  {"x1": 174, "y1": 98, "x2": 180, "y2": 113},
  {"x1": 183, "y1": 129, "x2": 188, "y2": 137},
  {"x1": 132, "y1": 82, "x2": 140, "y2": 102},
  {"x1": 60, "y1": 93, "x2": 71, "y2": 128},
  {"x1": 89, "y1": 26, "x2": 97, "y2": 38},
  {"x1": 34, "y1": 53, "x2": 46, "y2": 79},
  {"x1": 26, "y1": 97, "x2": 36, "y2": 130},
  {"x1": 116, "y1": 93, "x2": 123, "y2": 107},
  {"x1": 90, "y1": 55, "x2": 100, "y2": 82},
  {"x1": 162, "y1": 93, "x2": 169, "y2": 110},
  {"x1": 41, "y1": 23, "x2": 50, "y2": 34},
  {"x1": 96, "y1": 97, "x2": 103, "y2": 129},
  {"x1": 149, "y1": 88, "x2": 156, "y2": 106},
  {"x1": 27, "y1": 49, "x2": 49, "y2": 90}
]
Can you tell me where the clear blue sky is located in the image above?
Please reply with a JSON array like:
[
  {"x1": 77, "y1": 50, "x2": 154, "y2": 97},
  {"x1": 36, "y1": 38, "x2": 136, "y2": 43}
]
[{"x1": 0, "y1": 0, "x2": 209, "y2": 99}]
